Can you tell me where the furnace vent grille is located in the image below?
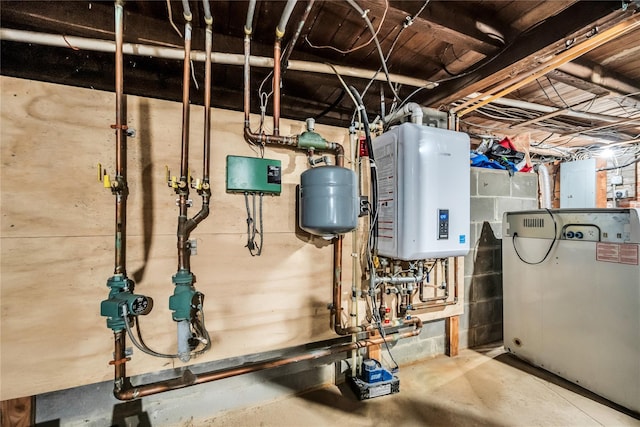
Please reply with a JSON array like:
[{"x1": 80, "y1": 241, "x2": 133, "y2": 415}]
[{"x1": 523, "y1": 218, "x2": 544, "y2": 228}]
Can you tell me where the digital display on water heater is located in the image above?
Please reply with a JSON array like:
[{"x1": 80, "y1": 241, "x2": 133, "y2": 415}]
[{"x1": 438, "y1": 209, "x2": 449, "y2": 240}]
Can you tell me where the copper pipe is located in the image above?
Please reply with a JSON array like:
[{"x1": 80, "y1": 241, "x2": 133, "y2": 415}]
[
  {"x1": 273, "y1": 38, "x2": 281, "y2": 136},
  {"x1": 203, "y1": 25, "x2": 212, "y2": 183},
  {"x1": 243, "y1": 34, "x2": 299, "y2": 147},
  {"x1": 113, "y1": 317, "x2": 422, "y2": 400},
  {"x1": 113, "y1": 0, "x2": 127, "y2": 275},
  {"x1": 413, "y1": 257, "x2": 460, "y2": 311},
  {"x1": 113, "y1": 330, "x2": 130, "y2": 396},
  {"x1": 243, "y1": 34, "x2": 251, "y2": 130},
  {"x1": 176, "y1": 22, "x2": 193, "y2": 272},
  {"x1": 179, "y1": 23, "x2": 192, "y2": 180}
]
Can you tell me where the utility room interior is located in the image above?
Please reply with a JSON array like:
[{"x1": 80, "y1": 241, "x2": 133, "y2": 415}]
[{"x1": 1, "y1": 1, "x2": 639, "y2": 425}]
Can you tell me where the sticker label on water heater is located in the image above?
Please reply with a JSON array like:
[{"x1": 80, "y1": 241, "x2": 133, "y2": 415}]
[
  {"x1": 377, "y1": 147, "x2": 396, "y2": 242},
  {"x1": 596, "y1": 243, "x2": 639, "y2": 265}
]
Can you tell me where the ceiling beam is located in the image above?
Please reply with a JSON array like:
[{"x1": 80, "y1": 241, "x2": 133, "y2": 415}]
[
  {"x1": 418, "y1": 1, "x2": 629, "y2": 108},
  {"x1": 366, "y1": 0, "x2": 504, "y2": 56}
]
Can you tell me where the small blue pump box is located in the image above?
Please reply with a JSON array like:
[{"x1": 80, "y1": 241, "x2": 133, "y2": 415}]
[{"x1": 361, "y1": 359, "x2": 394, "y2": 383}]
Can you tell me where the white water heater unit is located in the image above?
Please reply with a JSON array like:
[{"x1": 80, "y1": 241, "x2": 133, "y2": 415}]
[
  {"x1": 372, "y1": 123, "x2": 470, "y2": 261},
  {"x1": 503, "y1": 208, "x2": 640, "y2": 413}
]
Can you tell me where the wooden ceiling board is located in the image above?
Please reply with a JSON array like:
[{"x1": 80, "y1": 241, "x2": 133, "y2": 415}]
[
  {"x1": 2, "y1": 0, "x2": 639, "y2": 155},
  {"x1": 510, "y1": 1, "x2": 579, "y2": 32}
]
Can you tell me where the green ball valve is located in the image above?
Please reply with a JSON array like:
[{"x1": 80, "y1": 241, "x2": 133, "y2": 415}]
[{"x1": 101, "y1": 275, "x2": 153, "y2": 332}]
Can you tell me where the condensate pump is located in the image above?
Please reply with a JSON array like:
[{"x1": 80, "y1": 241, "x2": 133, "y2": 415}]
[{"x1": 349, "y1": 359, "x2": 399, "y2": 400}]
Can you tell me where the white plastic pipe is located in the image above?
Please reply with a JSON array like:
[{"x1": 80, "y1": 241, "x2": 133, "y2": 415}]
[
  {"x1": 478, "y1": 95, "x2": 640, "y2": 125},
  {"x1": 0, "y1": 28, "x2": 436, "y2": 89},
  {"x1": 177, "y1": 320, "x2": 191, "y2": 362},
  {"x1": 537, "y1": 163, "x2": 553, "y2": 209},
  {"x1": 383, "y1": 102, "x2": 424, "y2": 125}
]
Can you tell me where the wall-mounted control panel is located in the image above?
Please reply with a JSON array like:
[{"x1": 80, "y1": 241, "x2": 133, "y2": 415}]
[
  {"x1": 226, "y1": 155, "x2": 282, "y2": 195},
  {"x1": 438, "y1": 209, "x2": 449, "y2": 240}
]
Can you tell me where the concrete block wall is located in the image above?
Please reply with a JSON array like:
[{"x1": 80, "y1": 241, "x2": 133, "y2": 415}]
[{"x1": 462, "y1": 168, "x2": 538, "y2": 348}]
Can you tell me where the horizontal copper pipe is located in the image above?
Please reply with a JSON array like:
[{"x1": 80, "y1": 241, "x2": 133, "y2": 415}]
[{"x1": 113, "y1": 317, "x2": 422, "y2": 400}]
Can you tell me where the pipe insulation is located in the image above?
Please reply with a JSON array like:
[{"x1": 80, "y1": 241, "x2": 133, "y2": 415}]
[
  {"x1": 245, "y1": 0, "x2": 257, "y2": 34},
  {"x1": 484, "y1": 96, "x2": 640, "y2": 125},
  {"x1": 0, "y1": 28, "x2": 435, "y2": 89},
  {"x1": 537, "y1": 163, "x2": 553, "y2": 209},
  {"x1": 276, "y1": 0, "x2": 298, "y2": 37}
]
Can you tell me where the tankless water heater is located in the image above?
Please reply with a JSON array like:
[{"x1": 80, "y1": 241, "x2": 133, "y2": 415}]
[{"x1": 372, "y1": 123, "x2": 470, "y2": 260}]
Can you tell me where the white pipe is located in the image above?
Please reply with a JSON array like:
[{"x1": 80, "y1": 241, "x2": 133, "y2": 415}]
[
  {"x1": 537, "y1": 164, "x2": 553, "y2": 209},
  {"x1": 0, "y1": 28, "x2": 435, "y2": 89},
  {"x1": 558, "y1": 61, "x2": 640, "y2": 97},
  {"x1": 177, "y1": 320, "x2": 191, "y2": 362},
  {"x1": 245, "y1": 0, "x2": 257, "y2": 34},
  {"x1": 471, "y1": 94, "x2": 640, "y2": 125},
  {"x1": 277, "y1": 0, "x2": 297, "y2": 37},
  {"x1": 384, "y1": 102, "x2": 424, "y2": 126}
]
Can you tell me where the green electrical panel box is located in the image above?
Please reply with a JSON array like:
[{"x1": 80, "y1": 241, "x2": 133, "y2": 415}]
[{"x1": 226, "y1": 155, "x2": 282, "y2": 194}]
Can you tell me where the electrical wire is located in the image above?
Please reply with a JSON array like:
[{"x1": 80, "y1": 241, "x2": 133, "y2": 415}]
[
  {"x1": 388, "y1": 14, "x2": 572, "y2": 117},
  {"x1": 349, "y1": 86, "x2": 378, "y2": 254},
  {"x1": 305, "y1": 0, "x2": 389, "y2": 54},
  {"x1": 512, "y1": 209, "x2": 557, "y2": 265},
  {"x1": 244, "y1": 192, "x2": 264, "y2": 256},
  {"x1": 368, "y1": 292, "x2": 399, "y2": 372},
  {"x1": 360, "y1": 0, "x2": 431, "y2": 99},
  {"x1": 122, "y1": 304, "x2": 211, "y2": 359},
  {"x1": 345, "y1": 0, "x2": 401, "y2": 102},
  {"x1": 597, "y1": 154, "x2": 640, "y2": 171}
]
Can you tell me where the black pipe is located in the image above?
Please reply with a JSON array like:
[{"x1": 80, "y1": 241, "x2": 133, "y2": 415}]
[{"x1": 348, "y1": 86, "x2": 378, "y2": 254}]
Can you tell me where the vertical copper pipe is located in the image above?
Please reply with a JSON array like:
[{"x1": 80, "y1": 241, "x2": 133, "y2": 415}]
[
  {"x1": 243, "y1": 34, "x2": 251, "y2": 131},
  {"x1": 203, "y1": 26, "x2": 212, "y2": 183},
  {"x1": 177, "y1": 22, "x2": 193, "y2": 272},
  {"x1": 180, "y1": 24, "x2": 192, "y2": 180},
  {"x1": 273, "y1": 38, "x2": 282, "y2": 136},
  {"x1": 113, "y1": 330, "x2": 128, "y2": 395},
  {"x1": 113, "y1": 0, "x2": 126, "y2": 275},
  {"x1": 332, "y1": 234, "x2": 343, "y2": 330}
]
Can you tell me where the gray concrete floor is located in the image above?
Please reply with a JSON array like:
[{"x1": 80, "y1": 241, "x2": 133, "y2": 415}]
[{"x1": 196, "y1": 345, "x2": 640, "y2": 427}]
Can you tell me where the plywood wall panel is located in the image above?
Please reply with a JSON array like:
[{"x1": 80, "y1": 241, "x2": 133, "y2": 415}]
[
  {"x1": 0, "y1": 76, "x2": 349, "y2": 400},
  {"x1": 1, "y1": 76, "x2": 462, "y2": 401}
]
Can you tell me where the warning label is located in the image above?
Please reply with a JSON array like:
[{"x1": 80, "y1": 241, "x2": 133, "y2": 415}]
[{"x1": 596, "y1": 243, "x2": 639, "y2": 265}]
